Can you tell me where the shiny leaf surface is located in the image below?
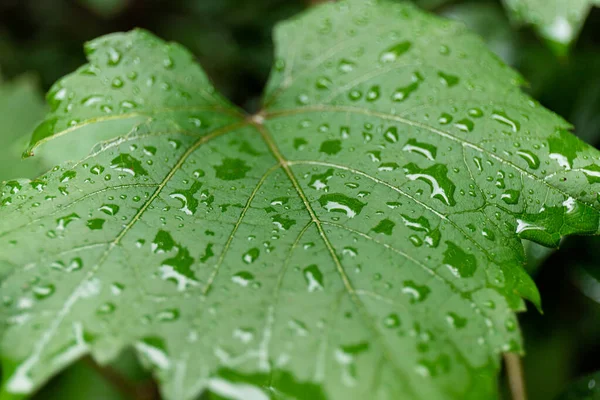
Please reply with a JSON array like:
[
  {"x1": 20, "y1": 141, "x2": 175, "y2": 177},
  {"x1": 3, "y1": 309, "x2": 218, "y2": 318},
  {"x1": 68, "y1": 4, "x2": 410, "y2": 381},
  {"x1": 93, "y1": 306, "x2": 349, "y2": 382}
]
[{"x1": 2, "y1": 1, "x2": 600, "y2": 399}]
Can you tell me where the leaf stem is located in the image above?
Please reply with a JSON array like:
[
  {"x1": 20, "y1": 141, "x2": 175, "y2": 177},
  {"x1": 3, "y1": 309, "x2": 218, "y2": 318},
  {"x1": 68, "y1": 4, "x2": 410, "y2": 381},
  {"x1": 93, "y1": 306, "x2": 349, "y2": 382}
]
[{"x1": 504, "y1": 353, "x2": 527, "y2": 400}]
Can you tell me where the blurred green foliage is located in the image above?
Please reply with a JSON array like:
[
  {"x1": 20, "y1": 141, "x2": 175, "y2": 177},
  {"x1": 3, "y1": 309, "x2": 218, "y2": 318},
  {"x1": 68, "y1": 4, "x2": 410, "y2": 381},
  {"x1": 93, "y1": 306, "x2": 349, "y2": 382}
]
[
  {"x1": 0, "y1": 73, "x2": 47, "y2": 181},
  {"x1": 1, "y1": 0, "x2": 599, "y2": 399}
]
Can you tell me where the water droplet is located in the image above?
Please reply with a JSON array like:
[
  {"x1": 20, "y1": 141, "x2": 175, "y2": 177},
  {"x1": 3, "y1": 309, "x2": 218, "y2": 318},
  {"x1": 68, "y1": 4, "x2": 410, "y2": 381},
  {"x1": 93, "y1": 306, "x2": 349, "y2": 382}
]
[
  {"x1": 371, "y1": 218, "x2": 395, "y2": 235},
  {"x1": 81, "y1": 95, "x2": 105, "y2": 107},
  {"x1": 99, "y1": 204, "x2": 120, "y2": 216},
  {"x1": 97, "y1": 302, "x2": 116, "y2": 314},
  {"x1": 392, "y1": 72, "x2": 423, "y2": 102},
  {"x1": 90, "y1": 165, "x2": 105, "y2": 175},
  {"x1": 107, "y1": 47, "x2": 122, "y2": 66},
  {"x1": 404, "y1": 163, "x2": 456, "y2": 206},
  {"x1": 501, "y1": 189, "x2": 520, "y2": 205},
  {"x1": 316, "y1": 76, "x2": 332, "y2": 90},
  {"x1": 87, "y1": 219, "x2": 105, "y2": 230},
  {"x1": 380, "y1": 41, "x2": 412, "y2": 63},
  {"x1": 402, "y1": 280, "x2": 430, "y2": 303},
  {"x1": 516, "y1": 150, "x2": 540, "y2": 170},
  {"x1": 338, "y1": 59, "x2": 356, "y2": 73},
  {"x1": 152, "y1": 230, "x2": 175, "y2": 253},
  {"x1": 243, "y1": 248, "x2": 260, "y2": 264},
  {"x1": 366, "y1": 85, "x2": 380, "y2": 102},
  {"x1": 318, "y1": 193, "x2": 366, "y2": 218},
  {"x1": 443, "y1": 241, "x2": 477, "y2": 278},
  {"x1": 56, "y1": 213, "x2": 80, "y2": 230},
  {"x1": 232, "y1": 271, "x2": 255, "y2": 287},
  {"x1": 454, "y1": 118, "x2": 474, "y2": 132},
  {"x1": 157, "y1": 309, "x2": 180, "y2": 322},
  {"x1": 437, "y1": 71, "x2": 459, "y2": 87},
  {"x1": 438, "y1": 113, "x2": 453, "y2": 125},
  {"x1": 163, "y1": 56, "x2": 174, "y2": 69},
  {"x1": 446, "y1": 312, "x2": 467, "y2": 329},
  {"x1": 5, "y1": 181, "x2": 21, "y2": 194},
  {"x1": 60, "y1": 170, "x2": 76, "y2": 183},
  {"x1": 468, "y1": 108, "x2": 483, "y2": 118},
  {"x1": 342, "y1": 247, "x2": 358, "y2": 257},
  {"x1": 110, "y1": 154, "x2": 148, "y2": 176},
  {"x1": 143, "y1": 146, "x2": 157, "y2": 156},
  {"x1": 402, "y1": 139, "x2": 437, "y2": 160},
  {"x1": 272, "y1": 214, "x2": 296, "y2": 230},
  {"x1": 214, "y1": 158, "x2": 250, "y2": 181},
  {"x1": 492, "y1": 111, "x2": 520, "y2": 132},
  {"x1": 170, "y1": 182, "x2": 202, "y2": 215},
  {"x1": 303, "y1": 264, "x2": 324, "y2": 292},
  {"x1": 581, "y1": 164, "x2": 600, "y2": 183},
  {"x1": 378, "y1": 162, "x2": 399, "y2": 172},
  {"x1": 233, "y1": 327, "x2": 255, "y2": 343},
  {"x1": 111, "y1": 77, "x2": 124, "y2": 88},
  {"x1": 296, "y1": 94, "x2": 309, "y2": 105},
  {"x1": 33, "y1": 284, "x2": 55, "y2": 299},
  {"x1": 320, "y1": 140, "x2": 342, "y2": 155},
  {"x1": 309, "y1": 169, "x2": 334, "y2": 191},
  {"x1": 383, "y1": 313, "x2": 401, "y2": 328},
  {"x1": 384, "y1": 127, "x2": 399, "y2": 143}
]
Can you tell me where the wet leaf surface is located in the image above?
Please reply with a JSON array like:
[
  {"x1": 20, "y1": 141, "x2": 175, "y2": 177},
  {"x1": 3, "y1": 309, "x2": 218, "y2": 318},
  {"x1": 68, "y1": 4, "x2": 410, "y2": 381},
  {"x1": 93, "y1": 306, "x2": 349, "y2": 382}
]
[{"x1": 2, "y1": 1, "x2": 600, "y2": 399}]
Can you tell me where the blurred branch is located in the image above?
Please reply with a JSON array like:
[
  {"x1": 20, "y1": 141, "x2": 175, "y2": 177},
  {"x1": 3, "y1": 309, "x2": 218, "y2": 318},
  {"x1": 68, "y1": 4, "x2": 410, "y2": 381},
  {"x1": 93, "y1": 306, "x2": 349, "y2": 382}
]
[
  {"x1": 504, "y1": 353, "x2": 527, "y2": 400},
  {"x1": 83, "y1": 356, "x2": 160, "y2": 400}
]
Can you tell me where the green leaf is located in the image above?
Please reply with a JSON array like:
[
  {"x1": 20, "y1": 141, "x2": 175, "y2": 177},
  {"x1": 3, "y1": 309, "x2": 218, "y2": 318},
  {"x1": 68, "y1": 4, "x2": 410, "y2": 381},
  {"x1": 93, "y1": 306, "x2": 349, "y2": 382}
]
[
  {"x1": 0, "y1": 74, "x2": 48, "y2": 182},
  {"x1": 2, "y1": 1, "x2": 600, "y2": 399},
  {"x1": 556, "y1": 371, "x2": 600, "y2": 400},
  {"x1": 502, "y1": 0, "x2": 600, "y2": 53}
]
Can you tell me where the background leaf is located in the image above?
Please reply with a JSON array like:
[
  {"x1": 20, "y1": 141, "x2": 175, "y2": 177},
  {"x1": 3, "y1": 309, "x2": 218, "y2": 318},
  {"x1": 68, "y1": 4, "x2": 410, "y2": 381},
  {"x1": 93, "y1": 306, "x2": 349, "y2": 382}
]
[
  {"x1": 556, "y1": 371, "x2": 600, "y2": 400},
  {"x1": 0, "y1": 73, "x2": 48, "y2": 182},
  {"x1": 501, "y1": 0, "x2": 600, "y2": 53}
]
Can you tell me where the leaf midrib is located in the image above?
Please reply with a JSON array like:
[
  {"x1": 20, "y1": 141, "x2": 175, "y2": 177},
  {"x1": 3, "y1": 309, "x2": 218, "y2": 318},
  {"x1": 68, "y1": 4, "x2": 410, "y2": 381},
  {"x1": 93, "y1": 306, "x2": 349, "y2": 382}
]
[
  {"x1": 28, "y1": 105, "x2": 242, "y2": 154},
  {"x1": 251, "y1": 121, "x2": 418, "y2": 395}
]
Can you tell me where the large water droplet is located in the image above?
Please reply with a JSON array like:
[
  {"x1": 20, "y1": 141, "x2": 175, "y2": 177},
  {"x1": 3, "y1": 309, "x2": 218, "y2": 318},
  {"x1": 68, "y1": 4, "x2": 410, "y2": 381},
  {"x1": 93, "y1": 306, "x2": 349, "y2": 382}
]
[
  {"x1": 170, "y1": 182, "x2": 202, "y2": 215},
  {"x1": 110, "y1": 154, "x2": 148, "y2": 176},
  {"x1": 516, "y1": 150, "x2": 540, "y2": 169},
  {"x1": 404, "y1": 163, "x2": 456, "y2": 206},
  {"x1": 318, "y1": 193, "x2": 366, "y2": 218},
  {"x1": 242, "y1": 248, "x2": 260, "y2": 264},
  {"x1": 402, "y1": 280, "x2": 430, "y2": 303},
  {"x1": 443, "y1": 241, "x2": 477, "y2": 278},
  {"x1": 303, "y1": 264, "x2": 324, "y2": 292}
]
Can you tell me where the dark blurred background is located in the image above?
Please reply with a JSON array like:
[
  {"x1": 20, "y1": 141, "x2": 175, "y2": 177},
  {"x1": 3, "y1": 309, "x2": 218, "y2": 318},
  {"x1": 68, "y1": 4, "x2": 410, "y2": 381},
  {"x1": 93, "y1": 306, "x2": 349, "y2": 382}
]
[{"x1": 1, "y1": 0, "x2": 599, "y2": 399}]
